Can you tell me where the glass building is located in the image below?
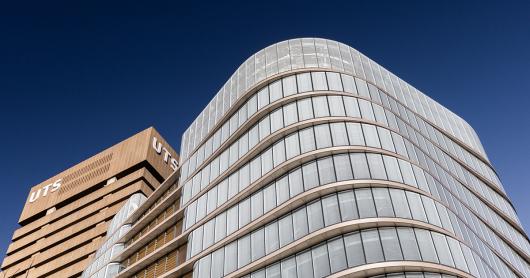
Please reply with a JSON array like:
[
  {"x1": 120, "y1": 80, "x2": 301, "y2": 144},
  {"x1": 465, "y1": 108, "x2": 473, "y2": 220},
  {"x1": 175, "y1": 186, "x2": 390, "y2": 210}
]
[{"x1": 91, "y1": 38, "x2": 529, "y2": 278}]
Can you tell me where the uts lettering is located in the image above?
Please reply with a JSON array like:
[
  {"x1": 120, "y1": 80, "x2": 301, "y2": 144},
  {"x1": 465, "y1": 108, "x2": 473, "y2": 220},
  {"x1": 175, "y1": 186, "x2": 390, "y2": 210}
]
[
  {"x1": 29, "y1": 179, "x2": 62, "y2": 203},
  {"x1": 152, "y1": 137, "x2": 178, "y2": 171}
]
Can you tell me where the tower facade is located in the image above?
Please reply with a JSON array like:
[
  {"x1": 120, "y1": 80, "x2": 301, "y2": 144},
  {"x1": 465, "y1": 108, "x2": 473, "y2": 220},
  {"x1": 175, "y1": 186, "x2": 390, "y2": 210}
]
[
  {"x1": 1, "y1": 127, "x2": 177, "y2": 278},
  {"x1": 16, "y1": 38, "x2": 530, "y2": 278}
]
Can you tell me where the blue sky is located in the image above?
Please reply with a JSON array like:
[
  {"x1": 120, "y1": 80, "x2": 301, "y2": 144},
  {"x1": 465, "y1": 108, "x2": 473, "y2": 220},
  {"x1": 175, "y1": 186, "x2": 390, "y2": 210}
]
[{"x1": 0, "y1": 1, "x2": 529, "y2": 262}]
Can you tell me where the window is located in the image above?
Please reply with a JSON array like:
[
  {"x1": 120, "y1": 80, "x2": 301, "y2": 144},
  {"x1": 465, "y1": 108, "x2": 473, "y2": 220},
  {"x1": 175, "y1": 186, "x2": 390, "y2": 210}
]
[
  {"x1": 422, "y1": 196, "x2": 441, "y2": 227},
  {"x1": 432, "y1": 233, "x2": 454, "y2": 267},
  {"x1": 226, "y1": 206, "x2": 238, "y2": 235},
  {"x1": 355, "y1": 78, "x2": 370, "y2": 98},
  {"x1": 406, "y1": 192, "x2": 428, "y2": 222},
  {"x1": 328, "y1": 96, "x2": 346, "y2": 116},
  {"x1": 327, "y1": 72, "x2": 343, "y2": 91},
  {"x1": 397, "y1": 227, "x2": 421, "y2": 260},
  {"x1": 272, "y1": 140, "x2": 286, "y2": 167},
  {"x1": 292, "y1": 207, "x2": 309, "y2": 240},
  {"x1": 285, "y1": 132, "x2": 301, "y2": 160},
  {"x1": 361, "y1": 229, "x2": 384, "y2": 263},
  {"x1": 257, "y1": 86, "x2": 270, "y2": 110},
  {"x1": 322, "y1": 194, "x2": 341, "y2": 226},
  {"x1": 333, "y1": 154, "x2": 353, "y2": 181},
  {"x1": 327, "y1": 237, "x2": 347, "y2": 273},
  {"x1": 344, "y1": 97, "x2": 361, "y2": 118},
  {"x1": 330, "y1": 122, "x2": 349, "y2": 146},
  {"x1": 338, "y1": 190, "x2": 358, "y2": 221},
  {"x1": 296, "y1": 251, "x2": 314, "y2": 278},
  {"x1": 214, "y1": 212, "x2": 227, "y2": 243},
  {"x1": 415, "y1": 229, "x2": 439, "y2": 263},
  {"x1": 373, "y1": 188, "x2": 394, "y2": 217},
  {"x1": 238, "y1": 198, "x2": 250, "y2": 228},
  {"x1": 299, "y1": 127, "x2": 316, "y2": 153},
  {"x1": 288, "y1": 168, "x2": 304, "y2": 197},
  {"x1": 346, "y1": 122, "x2": 365, "y2": 145},
  {"x1": 263, "y1": 184, "x2": 277, "y2": 213},
  {"x1": 259, "y1": 116, "x2": 271, "y2": 140},
  {"x1": 276, "y1": 175, "x2": 290, "y2": 205},
  {"x1": 383, "y1": 156, "x2": 403, "y2": 183},
  {"x1": 317, "y1": 157, "x2": 336, "y2": 185},
  {"x1": 224, "y1": 242, "x2": 237, "y2": 275},
  {"x1": 313, "y1": 96, "x2": 330, "y2": 117},
  {"x1": 366, "y1": 153, "x2": 387, "y2": 180},
  {"x1": 344, "y1": 232, "x2": 365, "y2": 267},
  {"x1": 355, "y1": 188, "x2": 376, "y2": 218},
  {"x1": 358, "y1": 99, "x2": 375, "y2": 121},
  {"x1": 389, "y1": 189, "x2": 411, "y2": 219},
  {"x1": 362, "y1": 124, "x2": 381, "y2": 148},
  {"x1": 266, "y1": 263, "x2": 281, "y2": 278},
  {"x1": 261, "y1": 147, "x2": 273, "y2": 174},
  {"x1": 311, "y1": 72, "x2": 328, "y2": 91},
  {"x1": 315, "y1": 124, "x2": 332, "y2": 148},
  {"x1": 250, "y1": 157, "x2": 261, "y2": 183},
  {"x1": 312, "y1": 244, "x2": 331, "y2": 278},
  {"x1": 279, "y1": 215, "x2": 294, "y2": 247},
  {"x1": 307, "y1": 200, "x2": 324, "y2": 232},
  {"x1": 251, "y1": 228, "x2": 265, "y2": 262},
  {"x1": 270, "y1": 80, "x2": 283, "y2": 102},
  {"x1": 283, "y1": 102, "x2": 298, "y2": 126},
  {"x1": 380, "y1": 228, "x2": 403, "y2": 261},
  {"x1": 302, "y1": 161, "x2": 319, "y2": 190},
  {"x1": 283, "y1": 75, "x2": 297, "y2": 96},
  {"x1": 341, "y1": 74, "x2": 357, "y2": 94},
  {"x1": 297, "y1": 73, "x2": 313, "y2": 93},
  {"x1": 298, "y1": 98, "x2": 314, "y2": 121},
  {"x1": 281, "y1": 257, "x2": 297, "y2": 278},
  {"x1": 350, "y1": 153, "x2": 370, "y2": 179},
  {"x1": 251, "y1": 191, "x2": 264, "y2": 221},
  {"x1": 378, "y1": 127, "x2": 395, "y2": 152},
  {"x1": 238, "y1": 234, "x2": 251, "y2": 267},
  {"x1": 265, "y1": 222, "x2": 279, "y2": 255},
  {"x1": 249, "y1": 125, "x2": 259, "y2": 149},
  {"x1": 211, "y1": 249, "x2": 224, "y2": 278},
  {"x1": 270, "y1": 108, "x2": 284, "y2": 133}
]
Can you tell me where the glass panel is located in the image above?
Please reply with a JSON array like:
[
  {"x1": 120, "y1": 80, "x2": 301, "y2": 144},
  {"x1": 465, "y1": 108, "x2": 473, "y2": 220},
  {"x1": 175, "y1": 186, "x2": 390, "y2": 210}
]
[
  {"x1": 432, "y1": 233, "x2": 454, "y2": 267},
  {"x1": 334, "y1": 154, "x2": 353, "y2": 181},
  {"x1": 298, "y1": 98, "x2": 314, "y2": 121},
  {"x1": 238, "y1": 234, "x2": 251, "y2": 267},
  {"x1": 285, "y1": 132, "x2": 301, "y2": 159},
  {"x1": 346, "y1": 122, "x2": 365, "y2": 145},
  {"x1": 283, "y1": 102, "x2": 298, "y2": 126},
  {"x1": 293, "y1": 207, "x2": 309, "y2": 240},
  {"x1": 299, "y1": 127, "x2": 316, "y2": 153},
  {"x1": 397, "y1": 227, "x2": 421, "y2": 260},
  {"x1": 383, "y1": 156, "x2": 403, "y2": 183},
  {"x1": 289, "y1": 168, "x2": 304, "y2": 197},
  {"x1": 338, "y1": 190, "x2": 358, "y2": 221},
  {"x1": 257, "y1": 86, "x2": 270, "y2": 110},
  {"x1": 363, "y1": 124, "x2": 381, "y2": 148},
  {"x1": 344, "y1": 232, "x2": 365, "y2": 267},
  {"x1": 276, "y1": 175, "x2": 289, "y2": 205},
  {"x1": 265, "y1": 222, "x2": 279, "y2": 255},
  {"x1": 283, "y1": 75, "x2": 297, "y2": 96},
  {"x1": 313, "y1": 96, "x2": 330, "y2": 117},
  {"x1": 328, "y1": 95, "x2": 346, "y2": 116},
  {"x1": 389, "y1": 189, "x2": 411, "y2": 219},
  {"x1": 415, "y1": 229, "x2": 439, "y2": 263},
  {"x1": 269, "y1": 80, "x2": 283, "y2": 102},
  {"x1": 266, "y1": 263, "x2": 281, "y2": 278},
  {"x1": 297, "y1": 73, "x2": 313, "y2": 93},
  {"x1": 314, "y1": 124, "x2": 332, "y2": 148},
  {"x1": 263, "y1": 184, "x2": 277, "y2": 213},
  {"x1": 270, "y1": 108, "x2": 284, "y2": 133},
  {"x1": 330, "y1": 122, "x2": 349, "y2": 146},
  {"x1": 380, "y1": 228, "x2": 403, "y2": 261},
  {"x1": 406, "y1": 192, "x2": 428, "y2": 222},
  {"x1": 296, "y1": 251, "x2": 314, "y2": 278},
  {"x1": 362, "y1": 229, "x2": 384, "y2": 263},
  {"x1": 251, "y1": 228, "x2": 265, "y2": 262},
  {"x1": 302, "y1": 161, "x2": 319, "y2": 190},
  {"x1": 281, "y1": 256, "x2": 297, "y2": 278},
  {"x1": 344, "y1": 97, "x2": 361, "y2": 118},
  {"x1": 350, "y1": 153, "x2": 370, "y2": 179},
  {"x1": 373, "y1": 187, "x2": 394, "y2": 217},
  {"x1": 307, "y1": 200, "x2": 324, "y2": 232},
  {"x1": 328, "y1": 237, "x2": 347, "y2": 273},
  {"x1": 224, "y1": 241, "x2": 237, "y2": 275},
  {"x1": 322, "y1": 194, "x2": 341, "y2": 226},
  {"x1": 311, "y1": 72, "x2": 328, "y2": 91},
  {"x1": 272, "y1": 139, "x2": 286, "y2": 167},
  {"x1": 279, "y1": 215, "x2": 294, "y2": 247},
  {"x1": 312, "y1": 244, "x2": 331, "y2": 278},
  {"x1": 355, "y1": 188, "x2": 376, "y2": 218},
  {"x1": 366, "y1": 153, "x2": 387, "y2": 180},
  {"x1": 317, "y1": 157, "x2": 336, "y2": 185}
]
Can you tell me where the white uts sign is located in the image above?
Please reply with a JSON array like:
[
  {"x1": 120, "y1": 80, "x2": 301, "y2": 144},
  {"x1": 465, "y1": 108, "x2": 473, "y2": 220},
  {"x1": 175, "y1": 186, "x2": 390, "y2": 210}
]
[
  {"x1": 152, "y1": 137, "x2": 178, "y2": 171},
  {"x1": 29, "y1": 179, "x2": 62, "y2": 203}
]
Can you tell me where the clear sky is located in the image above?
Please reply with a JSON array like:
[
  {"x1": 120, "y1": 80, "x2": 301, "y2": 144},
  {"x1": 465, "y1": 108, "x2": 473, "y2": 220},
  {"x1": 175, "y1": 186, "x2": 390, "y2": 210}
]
[{"x1": 0, "y1": 1, "x2": 529, "y2": 262}]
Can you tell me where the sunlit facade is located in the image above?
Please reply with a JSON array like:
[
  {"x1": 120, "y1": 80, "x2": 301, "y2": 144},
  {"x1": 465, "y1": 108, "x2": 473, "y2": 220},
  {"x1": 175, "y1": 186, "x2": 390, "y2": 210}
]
[{"x1": 98, "y1": 38, "x2": 529, "y2": 278}]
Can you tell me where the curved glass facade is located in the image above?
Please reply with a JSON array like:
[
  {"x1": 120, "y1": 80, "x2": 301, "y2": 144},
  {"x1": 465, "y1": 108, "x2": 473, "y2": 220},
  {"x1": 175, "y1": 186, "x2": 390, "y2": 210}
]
[
  {"x1": 105, "y1": 38, "x2": 529, "y2": 278},
  {"x1": 178, "y1": 39, "x2": 530, "y2": 278}
]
